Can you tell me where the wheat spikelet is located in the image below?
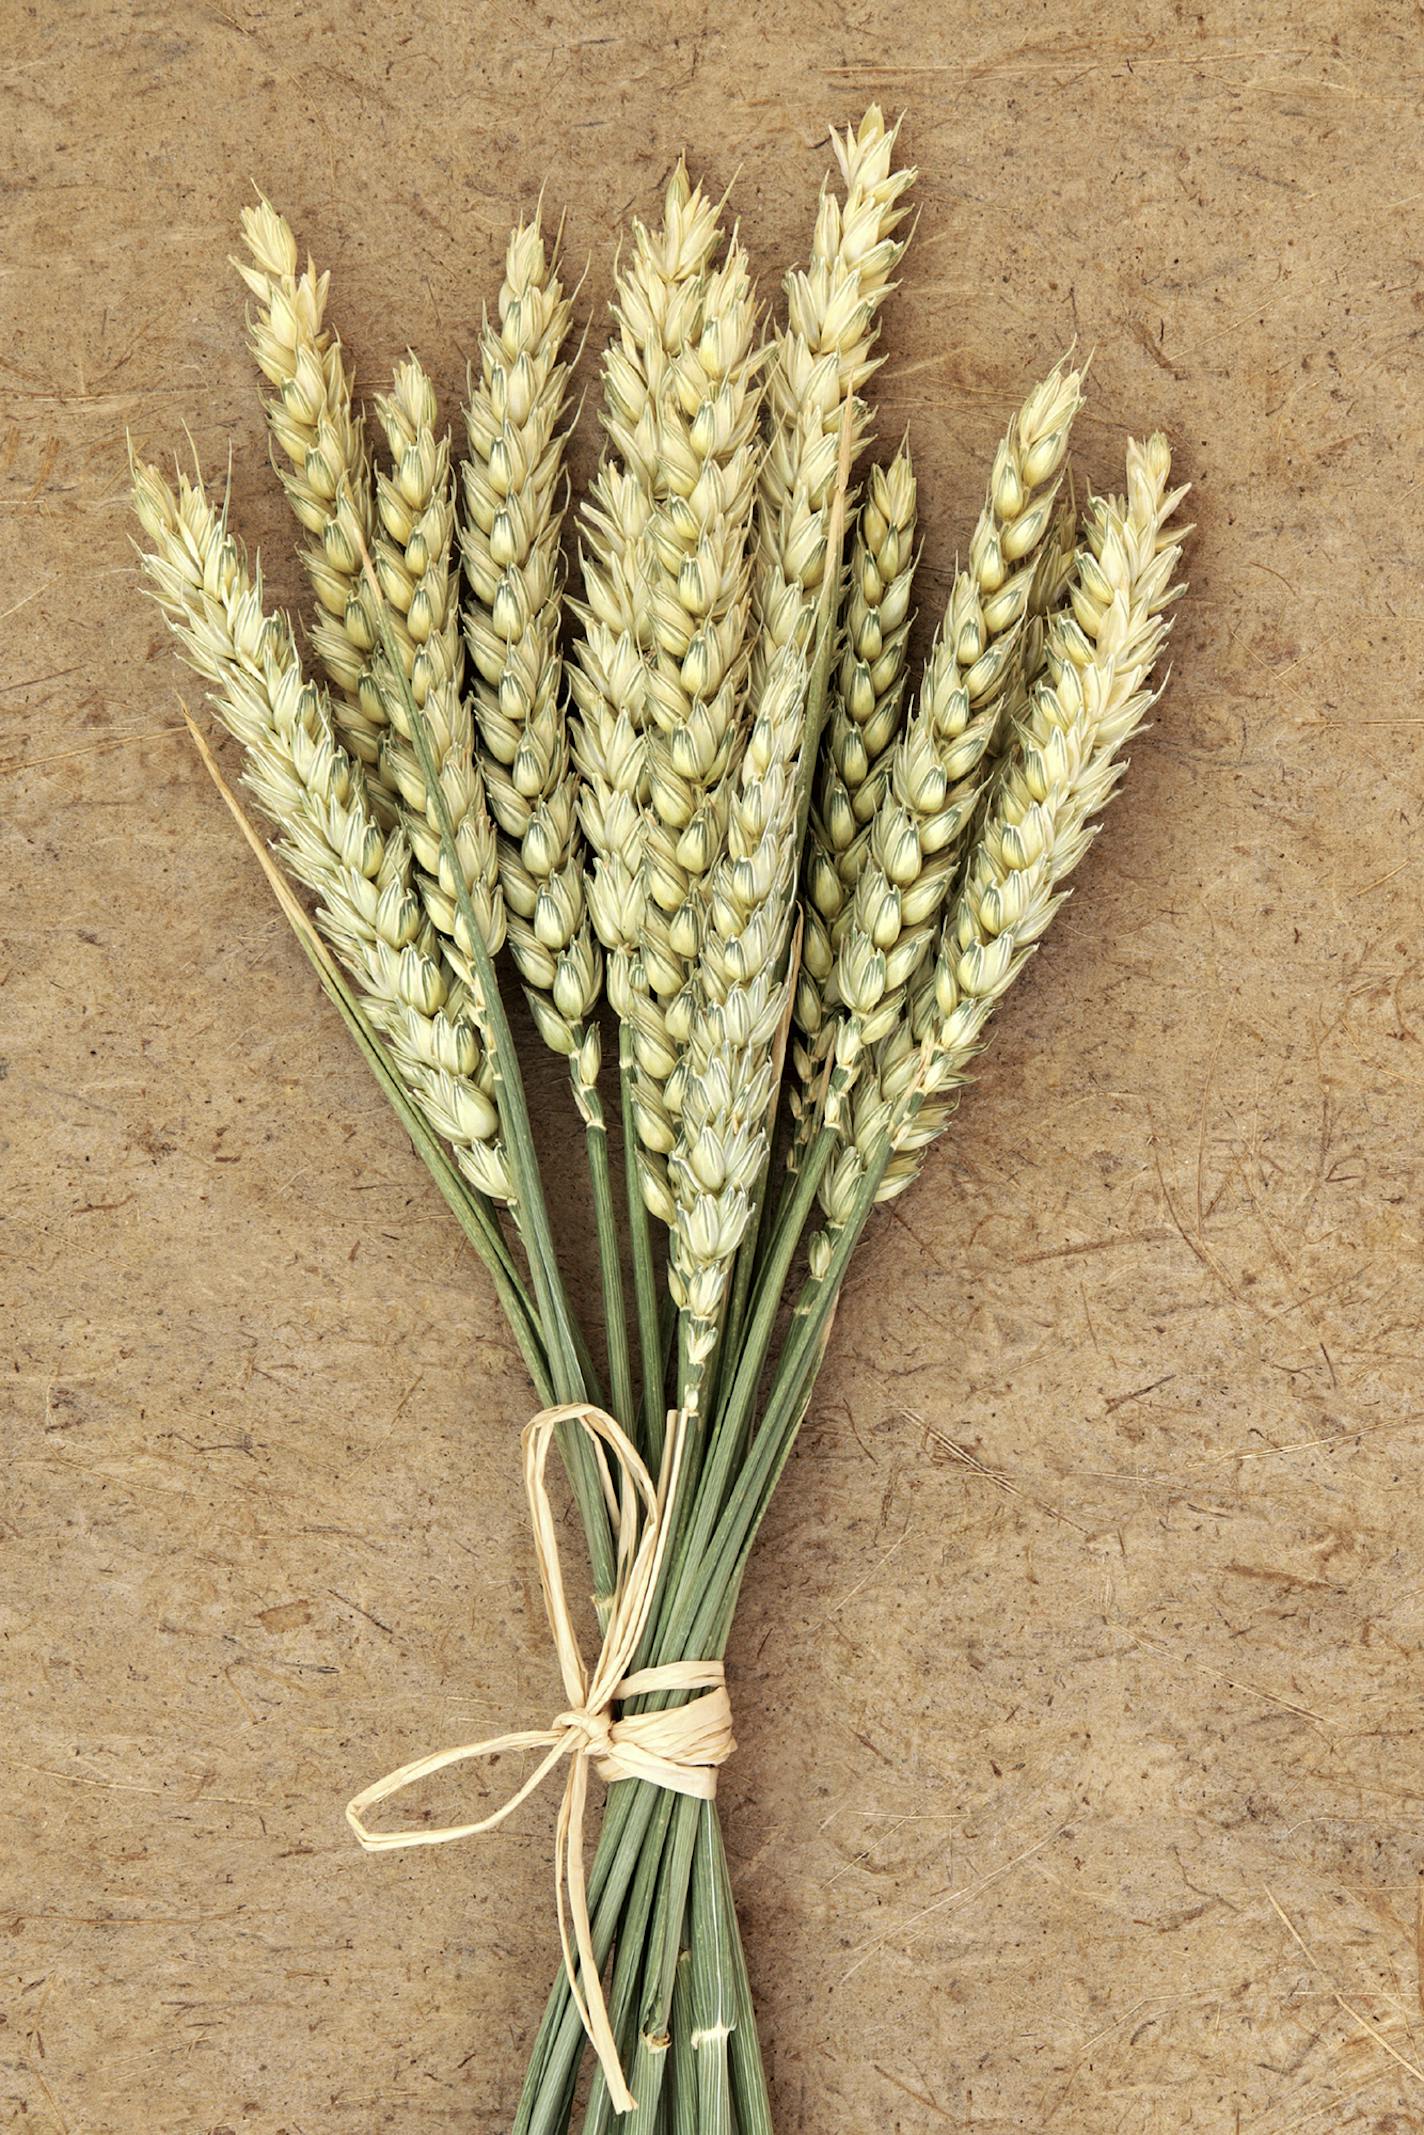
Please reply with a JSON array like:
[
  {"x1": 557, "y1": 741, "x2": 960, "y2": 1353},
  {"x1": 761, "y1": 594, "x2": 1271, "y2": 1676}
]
[
  {"x1": 132, "y1": 457, "x2": 511, "y2": 1204},
  {"x1": 791, "y1": 444, "x2": 918, "y2": 1125},
  {"x1": 813, "y1": 435, "x2": 1187, "y2": 1252},
  {"x1": 662, "y1": 643, "x2": 808, "y2": 1377},
  {"x1": 369, "y1": 358, "x2": 505, "y2": 984},
  {"x1": 234, "y1": 201, "x2": 388, "y2": 785},
  {"x1": 460, "y1": 216, "x2": 599, "y2": 1082},
  {"x1": 751, "y1": 108, "x2": 915, "y2": 702}
]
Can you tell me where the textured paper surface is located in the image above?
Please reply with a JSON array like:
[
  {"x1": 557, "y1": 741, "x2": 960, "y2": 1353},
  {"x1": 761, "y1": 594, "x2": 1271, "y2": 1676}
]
[{"x1": 5, "y1": 4, "x2": 1422, "y2": 2128}]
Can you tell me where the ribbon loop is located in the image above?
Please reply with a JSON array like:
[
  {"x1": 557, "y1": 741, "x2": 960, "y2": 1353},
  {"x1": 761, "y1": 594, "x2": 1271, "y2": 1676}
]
[{"x1": 346, "y1": 1402, "x2": 734, "y2": 2116}]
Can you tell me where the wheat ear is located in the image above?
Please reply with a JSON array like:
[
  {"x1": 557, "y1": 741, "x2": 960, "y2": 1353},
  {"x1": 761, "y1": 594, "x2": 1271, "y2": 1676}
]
[
  {"x1": 132, "y1": 458, "x2": 511, "y2": 1204},
  {"x1": 460, "y1": 215, "x2": 598, "y2": 1082},
  {"x1": 752, "y1": 107, "x2": 915, "y2": 708},
  {"x1": 790, "y1": 360, "x2": 1085, "y2": 1181},
  {"x1": 370, "y1": 357, "x2": 505, "y2": 982},
  {"x1": 622, "y1": 226, "x2": 763, "y2": 1204},
  {"x1": 791, "y1": 443, "x2": 918, "y2": 1128},
  {"x1": 572, "y1": 162, "x2": 727, "y2": 1026},
  {"x1": 233, "y1": 201, "x2": 388, "y2": 786},
  {"x1": 815, "y1": 434, "x2": 1187, "y2": 1246},
  {"x1": 665, "y1": 642, "x2": 808, "y2": 1382}
]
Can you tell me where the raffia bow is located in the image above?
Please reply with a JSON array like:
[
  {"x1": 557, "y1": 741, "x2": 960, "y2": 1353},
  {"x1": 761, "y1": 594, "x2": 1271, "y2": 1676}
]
[{"x1": 345, "y1": 1401, "x2": 734, "y2": 2115}]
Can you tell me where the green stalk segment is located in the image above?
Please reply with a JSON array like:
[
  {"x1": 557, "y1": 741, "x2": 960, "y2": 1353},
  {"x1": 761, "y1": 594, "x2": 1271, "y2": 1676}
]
[
  {"x1": 579, "y1": 1068, "x2": 637, "y2": 1436},
  {"x1": 623, "y1": 1024, "x2": 670, "y2": 1464},
  {"x1": 689, "y1": 1800, "x2": 735, "y2": 2135},
  {"x1": 669, "y1": 1945, "x2": 699, "y2": 2135},
  {"x1": 623, "y1": 1800, "x2": 700, "y2": 2133}
]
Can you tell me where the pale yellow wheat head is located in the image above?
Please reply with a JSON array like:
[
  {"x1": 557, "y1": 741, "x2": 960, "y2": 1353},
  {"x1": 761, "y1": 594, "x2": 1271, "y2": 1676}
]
[
  {"x1": 461, "y1": 215, "x2": 600, "y2": 1088},
  {"x1": 132, "y1": 456, "x2": 511, "y2": 1205},
  {"x1": 814, "y1": 433, "x2": 1187, "y2": 1255},
  {"x1": 234, "y1": 200, "x2": 387, "y2": 786}
]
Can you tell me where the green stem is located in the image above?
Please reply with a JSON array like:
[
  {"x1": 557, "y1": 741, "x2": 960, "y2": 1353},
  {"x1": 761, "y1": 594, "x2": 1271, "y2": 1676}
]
[
  {"x1": 518, "y1": 1148, "x2": 881, "y2": 2134},
  {"x1": 653, "y1": 1125, "x2": 837, "y2": 1661},
  {"x1": 668, "y1": 1945, "x2": 698, "y2": 2135},
  {"x1": 689, "y1": 1801, "x2": 735, "y2": 2135},
  {"x1": 623, "y1": 1795, "x2": 700, "y2": 2134},
  {"x1": 712, "y1": 1817, "x2": 772, "y2": 2135},
  {"x1": 680, "y1": 1166, "x2": 885, "y2": 1666},
  {"x1": 579, "y1": 1064, "x2": 636, "y2": 1436},
  {"x1": 582, "y1": 1790, "x2": 678, "y2": 2135},
  {"x1": 622, "y1": 1023, "x2": 668, "y2": 1464},
  {"x1": 512, "y1": 1776, "x2": 663, "y2": 2135}
]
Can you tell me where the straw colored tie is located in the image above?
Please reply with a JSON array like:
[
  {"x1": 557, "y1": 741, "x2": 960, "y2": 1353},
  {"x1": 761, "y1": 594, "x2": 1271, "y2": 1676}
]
[{"x1": 345, "y1": 1401, "x2": 734, "y2": 2116}]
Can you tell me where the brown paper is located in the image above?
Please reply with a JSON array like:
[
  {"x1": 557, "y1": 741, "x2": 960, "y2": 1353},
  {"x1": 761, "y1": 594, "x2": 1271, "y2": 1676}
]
[{"x1": 5, "y1": 5, "x2": 1422, "y2": 2126}]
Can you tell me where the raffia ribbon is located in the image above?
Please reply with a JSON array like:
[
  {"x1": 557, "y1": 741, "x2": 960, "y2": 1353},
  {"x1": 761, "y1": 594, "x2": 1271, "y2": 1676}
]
[{"x1": 345, "y1": 1401, "x2": 734, "y2": 2115}]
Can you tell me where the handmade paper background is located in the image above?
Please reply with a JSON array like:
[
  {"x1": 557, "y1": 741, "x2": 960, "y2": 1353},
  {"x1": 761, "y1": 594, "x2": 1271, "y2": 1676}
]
[{"x1": 5, "y1": 4, "x2": 1422, "y2": 2129}]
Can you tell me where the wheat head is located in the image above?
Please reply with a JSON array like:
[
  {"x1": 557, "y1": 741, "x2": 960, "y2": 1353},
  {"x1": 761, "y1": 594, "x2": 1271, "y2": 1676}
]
[
  {"x1": 751, "y1": 108, "x2": 915, "y2": 701},
  {"x1": 368, "y1": 358, "x2": 505, "y2": 984},
  {"x1": 461, "y1": 216, "x2": 599, "y2": 1088},
  {"x1": 132, "y1": 457, "x2": 511, "y2": 1204},
  {"x1": 791, "y1": 444, "x2": 918, "y2": 1123},
  {"x1": 620, "y1": 227, "x2": 763, "y2": 1188},
  {"x1": 572, "y1": 165, "x2": 728, "y2": 1034},
  {"x1": 234, "y1": 201, "x2": 387, "y2": 787},
  {"x1": 813, "y1": 434, "x2": 1187, "y2": 1253}
]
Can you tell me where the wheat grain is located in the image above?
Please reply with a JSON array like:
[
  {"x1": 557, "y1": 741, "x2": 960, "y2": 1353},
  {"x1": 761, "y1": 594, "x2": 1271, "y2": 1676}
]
[
  {"x1": 132, "y1": 456, "x2": 511, "y2": 1203},
  {"x1": 461, "y1": 216, "x2": 599, "y2": 1083},
  {"x1": 234, "y1": 201, "x2": 388, "y2": 784}
]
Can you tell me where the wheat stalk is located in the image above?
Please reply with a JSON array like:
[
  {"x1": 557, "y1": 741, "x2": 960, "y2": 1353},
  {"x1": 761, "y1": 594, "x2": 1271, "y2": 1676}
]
[
  {"x1": 131, "y1": 457, "x2": 512, "y2": 1205},
  {"x1": 234, "y1": 201, "x2": 389, "y2": 787}
]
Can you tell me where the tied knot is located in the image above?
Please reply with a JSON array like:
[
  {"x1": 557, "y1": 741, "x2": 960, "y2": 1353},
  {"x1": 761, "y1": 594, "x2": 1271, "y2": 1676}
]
[
  {"x1": 345, "y1": 1402, "x2": 733, "y2": 2117},
  {"x1": 557, "y1": 1701, "x2": 614, "y2": 1764}
]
